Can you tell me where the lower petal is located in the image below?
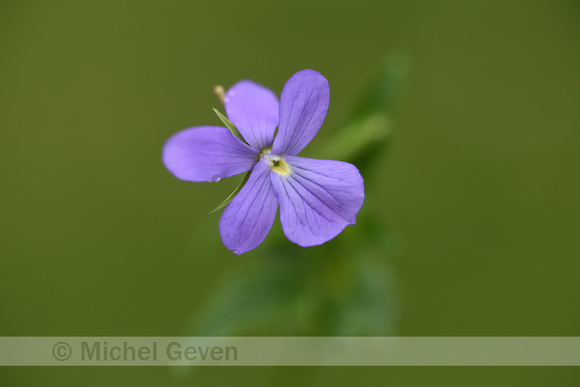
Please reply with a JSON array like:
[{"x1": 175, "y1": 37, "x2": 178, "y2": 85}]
[
  {"x1": 271, "y1": 156, "x2": 365, "y2": 247},
  {"x1": 219, "y1": 160, "x2": 278, "y2": 254},
  {"x1": 162, "y1": 126, "x2": 258, "y2": 182}
]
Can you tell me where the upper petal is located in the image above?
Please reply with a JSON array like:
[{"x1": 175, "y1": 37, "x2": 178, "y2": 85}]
[
  {"x1": 272, "y1": 70, "x2": 330, "y2": 156},
  {"x1": 225, "y1": 80, "x2": 279, "y2": 150},
  {"x1": 162, "y1": 126, "x2": 258, "y2": 182},
  {"x1": 219, "y1": 160, "x2": 278, "y2": 254},
  {"x1": 270, "y1": 156, "x2": 364, "y2": 247}
]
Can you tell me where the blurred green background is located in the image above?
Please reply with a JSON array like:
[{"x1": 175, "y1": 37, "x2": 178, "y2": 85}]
[{"x1": 1, "y1": 0, "x2": 580, "y2": 385}]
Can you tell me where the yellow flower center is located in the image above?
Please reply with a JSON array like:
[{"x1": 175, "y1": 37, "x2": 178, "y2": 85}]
[
  {"x1": 260, "y1": 148, "x2": 291, "y2": 176},
  {"x1": 268, "y1": 155, "x2": 291, "y2": 176}
]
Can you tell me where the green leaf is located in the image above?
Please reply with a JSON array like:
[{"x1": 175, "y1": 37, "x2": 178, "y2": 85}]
[
  {"x1": 209, "y1": 171, "x2": 251, "y2": 214},
  {"x1": 213, "y1": 108, "x2": 248, "y2": 145},
  {"x1": 181, "y1": 243, "x2": 397, "y2": 337},
  {"x1": 182, "y1": 251, "x2": 310, "y2": 337},
  {"x1": 319, "y1": 51, "x2": 410, "y2": 176},
  {"x1": 319, "y1": 112, "x2": 392, "y2": 162}
]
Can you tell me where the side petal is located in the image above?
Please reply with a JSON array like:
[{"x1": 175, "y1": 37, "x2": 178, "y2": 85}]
[
  {"x1": 162, "y1": 126, "x2": 258, "y2": 182},
  {"x1": 271, "y1": 156, "x2": 364, "y2": 247},
  {"x1": 272, "y1": 70, "x2": 330, "y2": 156},
  {"x1": 219, "y1": 160, "x2": 278, "y2": 254},
  {"x1": 225, "y1": 80, "x2": 279, "y2": 150}
]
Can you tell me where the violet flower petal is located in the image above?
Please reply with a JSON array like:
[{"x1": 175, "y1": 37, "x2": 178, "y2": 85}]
[
  {"x1": 270, "y1": 156, "x2": 365, "y2": 247},
  {"x1": 219, "y1": 160, "x2": 278, "y2": 254},
  {"x1": 225, "y1": 80, "x2": 280, "y2": 150},
  {"x1": 272, "y1": 69, "x2": 330, "y2": 156},
  {"x1": 162, "y1": 126, "x2": 258, "y2": 182}
]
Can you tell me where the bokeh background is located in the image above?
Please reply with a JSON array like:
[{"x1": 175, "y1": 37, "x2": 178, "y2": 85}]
[{"x1": 1, "y1": 0, "x2": 580, "y2": 385}]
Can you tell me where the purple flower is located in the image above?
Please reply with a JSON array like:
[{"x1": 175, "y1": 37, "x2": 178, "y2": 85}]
[{"x1": 163, "y1": 70, "x2": 365, "y2": 254}]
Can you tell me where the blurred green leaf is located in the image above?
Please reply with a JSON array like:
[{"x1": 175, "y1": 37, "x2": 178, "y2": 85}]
[
  {"x1": 321, "y1": 52, "x2": 410, "y2": 173},
  {"x1": 184, "y1": 251, "x2": 309, "y2": 336},
  {"x1": 184, "y1": 245, "x2": 397, "y2": 336}
]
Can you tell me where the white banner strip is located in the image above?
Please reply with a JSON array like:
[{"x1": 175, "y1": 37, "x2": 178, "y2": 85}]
[{"x1": 0, "y1": 337, "x2": 579, "y2": 366}]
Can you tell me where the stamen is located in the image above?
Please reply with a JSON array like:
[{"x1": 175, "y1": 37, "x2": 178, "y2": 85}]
[
  {"x1": 258, "y1": 147, "x2": 272, "y2": 160},
  {"x1": 213, "y1": 85, "x2": 226, "y2": 107}
]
